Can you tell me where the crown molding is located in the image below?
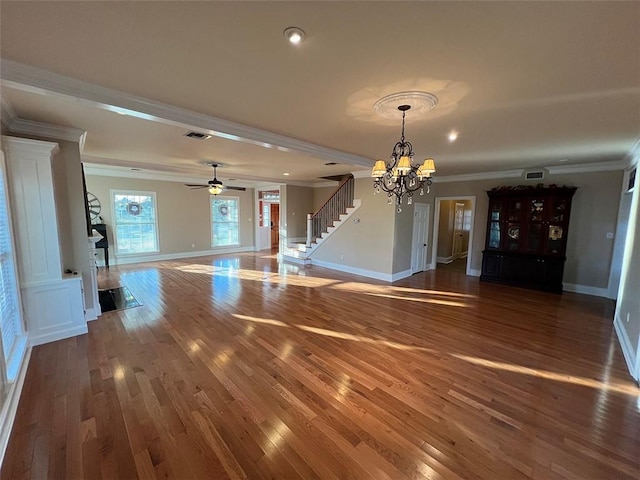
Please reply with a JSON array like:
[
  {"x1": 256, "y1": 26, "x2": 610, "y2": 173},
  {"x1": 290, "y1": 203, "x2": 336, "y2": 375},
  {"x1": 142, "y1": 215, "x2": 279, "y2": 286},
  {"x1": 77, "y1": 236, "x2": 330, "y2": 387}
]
[
  {"x1": 8, "y1": 117, "x2": 86, "y2": 146},
  {"x1": 352, "y1": 169, "x2": 372, "y2": 179},
  {"x1": 1, "y1": 92, "x2": 17, "y2": 128},
  {"x1": 546, "y1": 160, "x2": 628, "y2": 175},
  {"x1": 624, "y1": 137, "x2": 640, "y2": 167},
  {"x1": 434, "y1": 169, "x2": 524, "y2": 183},
  {"x1": 1, "y1": 59, "x2": 372, "y2": 167}
]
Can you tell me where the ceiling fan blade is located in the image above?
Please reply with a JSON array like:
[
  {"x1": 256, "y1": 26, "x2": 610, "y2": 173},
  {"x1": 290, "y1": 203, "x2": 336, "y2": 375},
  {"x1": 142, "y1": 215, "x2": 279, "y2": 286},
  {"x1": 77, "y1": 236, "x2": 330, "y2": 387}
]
[
  {"x1": 184, "y1": 184, "x2": 209, "y2": 188},
  {"x1": 225, "y1": 186, "x2": 247, "y2": 191}
]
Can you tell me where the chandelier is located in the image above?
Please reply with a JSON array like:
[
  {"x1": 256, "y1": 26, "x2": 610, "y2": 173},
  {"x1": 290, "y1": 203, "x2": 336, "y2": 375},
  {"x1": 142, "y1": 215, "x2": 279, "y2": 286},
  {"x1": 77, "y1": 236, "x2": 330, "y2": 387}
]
[{"x1": 372, "y1": 104, "x2": 436, "y2": 213}]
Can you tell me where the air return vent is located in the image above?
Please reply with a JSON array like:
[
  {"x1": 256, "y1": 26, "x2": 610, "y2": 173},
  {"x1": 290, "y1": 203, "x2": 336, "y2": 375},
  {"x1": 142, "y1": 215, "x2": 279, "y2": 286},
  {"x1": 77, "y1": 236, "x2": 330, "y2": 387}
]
[
  {"x1": 525, "y1": 170, "x2": 544, "y2": 181},
  {"x1": 184, "y1": 131, "x2": 212, "y2": 140}
]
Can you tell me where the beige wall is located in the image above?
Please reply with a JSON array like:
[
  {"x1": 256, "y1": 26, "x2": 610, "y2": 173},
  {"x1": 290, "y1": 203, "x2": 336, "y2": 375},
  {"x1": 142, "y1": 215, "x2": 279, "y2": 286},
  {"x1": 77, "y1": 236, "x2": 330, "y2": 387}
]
[
  {"x1": 312, "y1": 186, "x2": 337, "y2": 212},
  {"x1": 285, "y1": 185, "x2": 313, "y2": 239},
  {"x1": 85, "y1": 175, "x2": 255, "y2": 259},
  {"x1": 433, "y1": 169, "x2": 623, "y2": 287},
  {"x1": 312, "y1": 178, "x2": 396, "y2": 275}
]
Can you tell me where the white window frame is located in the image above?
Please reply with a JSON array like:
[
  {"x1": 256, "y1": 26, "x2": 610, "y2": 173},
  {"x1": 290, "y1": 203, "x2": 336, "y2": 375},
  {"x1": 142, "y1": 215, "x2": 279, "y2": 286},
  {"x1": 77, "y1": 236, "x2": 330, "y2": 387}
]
[
  {"x1": 0, "y1": 151, "x2": 27, "y2": 382},
  {"x1": 110, "y1": 189, "x2": 160, "y2": 256},
  {"x1": 211, "y1": 196, "x2": 240, "y2": 247}
]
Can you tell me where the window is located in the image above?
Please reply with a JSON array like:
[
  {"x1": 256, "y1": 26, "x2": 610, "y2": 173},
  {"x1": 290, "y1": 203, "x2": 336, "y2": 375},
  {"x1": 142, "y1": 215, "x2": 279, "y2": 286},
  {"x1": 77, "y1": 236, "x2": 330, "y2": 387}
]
[
  {"x1": 111, "y1": 190, "x2": 159, "y2": 255},
  {"x1": 211, "y1": 197, "x2": 239, "y2": 247},
  {"x1": 0, "y1": 154, "x2": 24, "y2": 378}
]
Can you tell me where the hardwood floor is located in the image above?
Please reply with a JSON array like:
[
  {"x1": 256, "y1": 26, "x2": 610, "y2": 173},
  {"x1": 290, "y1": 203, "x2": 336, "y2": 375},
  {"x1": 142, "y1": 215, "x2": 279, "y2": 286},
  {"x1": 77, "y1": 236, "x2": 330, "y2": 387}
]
[{"x1": 2, "y1": 252, "x2": 639, "y2": 479}]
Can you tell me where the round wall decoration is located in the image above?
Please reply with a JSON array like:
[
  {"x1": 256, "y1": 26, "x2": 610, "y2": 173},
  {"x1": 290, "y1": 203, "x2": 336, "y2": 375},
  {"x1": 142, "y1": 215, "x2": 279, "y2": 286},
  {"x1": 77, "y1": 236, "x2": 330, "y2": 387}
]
[
  {"x1": 86, "y1": 192, "x2": 101, "y2": 221},
  {"x1": 127, "y1": 202, "x2": 142, "y2": 216},
  {"x1": 219, "y1": 204, "x2": 229, "y2": 216}
]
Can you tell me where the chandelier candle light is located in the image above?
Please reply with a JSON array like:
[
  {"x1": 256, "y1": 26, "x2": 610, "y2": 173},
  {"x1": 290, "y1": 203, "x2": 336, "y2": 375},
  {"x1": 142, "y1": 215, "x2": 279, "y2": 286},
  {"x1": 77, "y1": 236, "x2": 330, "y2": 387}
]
[{"x1": 372, "y1": 104, "x2": 436, "y2": 213}]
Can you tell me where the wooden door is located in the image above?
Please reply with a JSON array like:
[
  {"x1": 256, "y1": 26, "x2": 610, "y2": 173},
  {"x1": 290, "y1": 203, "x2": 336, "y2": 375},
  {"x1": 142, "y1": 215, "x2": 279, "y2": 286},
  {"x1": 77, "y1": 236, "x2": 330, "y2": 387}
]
[{"x1": 270, "y1": 203, "x2": 279, "y2": 249}]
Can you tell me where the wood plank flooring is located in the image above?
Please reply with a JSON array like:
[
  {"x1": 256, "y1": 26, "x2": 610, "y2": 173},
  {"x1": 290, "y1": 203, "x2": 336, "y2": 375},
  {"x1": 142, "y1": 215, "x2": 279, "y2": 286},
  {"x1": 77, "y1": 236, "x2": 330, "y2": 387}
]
[{"x1": 2, "y1": 252, "x2": 639, "y2": 479}]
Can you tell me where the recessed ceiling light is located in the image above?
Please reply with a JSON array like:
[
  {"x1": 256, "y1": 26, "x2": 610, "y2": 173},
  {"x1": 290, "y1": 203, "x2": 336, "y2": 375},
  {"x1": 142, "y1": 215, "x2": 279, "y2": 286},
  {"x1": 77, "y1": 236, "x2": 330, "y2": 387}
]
[
  {"x1": 283, "y1": 27, "x2": 305, "y2": 45},
  {"x1": 448, "y1": 131, "x2": 459, "y2": 142},
  {"x1": 283, "y1": 172, "x2": 290, "y2": 176}
]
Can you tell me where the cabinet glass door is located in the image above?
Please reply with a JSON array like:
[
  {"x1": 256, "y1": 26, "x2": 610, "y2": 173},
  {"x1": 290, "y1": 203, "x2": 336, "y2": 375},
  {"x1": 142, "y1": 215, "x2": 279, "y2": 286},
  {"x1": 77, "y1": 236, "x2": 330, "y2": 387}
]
[
  {"x1": 488, "y1": 199, "x2": 502, "y2": 249},
  {"x1": 546, "y1": 197, "x2": 568, "y2": 254},
  {"x1": 506, "y1": 198, "x2": 521, "y2": 251},
  {"x1": 524, "y1": 198, "x2": 545, "y2": 252}
]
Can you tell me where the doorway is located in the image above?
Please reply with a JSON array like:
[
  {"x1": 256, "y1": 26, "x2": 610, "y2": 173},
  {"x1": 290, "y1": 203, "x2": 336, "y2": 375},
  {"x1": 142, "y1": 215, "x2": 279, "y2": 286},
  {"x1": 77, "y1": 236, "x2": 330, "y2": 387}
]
[
  {"x1": 270, "y1": 203, "x2": 280, "y2": 249},
  {"x1": 411, "y1": 203, "x2": 430, "y2": 273},
  {"x1": 432, "y1": 197, "x2": 476, "y2": 275}
]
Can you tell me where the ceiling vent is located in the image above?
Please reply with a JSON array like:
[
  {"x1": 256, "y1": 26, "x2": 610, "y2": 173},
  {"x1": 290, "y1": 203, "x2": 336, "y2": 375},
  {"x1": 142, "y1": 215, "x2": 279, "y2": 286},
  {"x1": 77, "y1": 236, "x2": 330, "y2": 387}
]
[
  {"x1": 184, "y1": 131, "x2": 211, "y2": 140},
  {"x1": 525, "y1": 170, "x2": 544, "y2": 181}
]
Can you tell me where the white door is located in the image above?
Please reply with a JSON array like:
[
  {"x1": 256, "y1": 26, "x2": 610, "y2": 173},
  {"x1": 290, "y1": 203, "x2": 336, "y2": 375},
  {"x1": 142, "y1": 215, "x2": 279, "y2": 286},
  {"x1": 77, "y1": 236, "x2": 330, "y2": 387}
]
[
  {"x1": 411, "y1": 204, "x2": 430, "y2": 273},
  {"x1": 452, "y1": 202, "x2": 465, "y2": 259}
]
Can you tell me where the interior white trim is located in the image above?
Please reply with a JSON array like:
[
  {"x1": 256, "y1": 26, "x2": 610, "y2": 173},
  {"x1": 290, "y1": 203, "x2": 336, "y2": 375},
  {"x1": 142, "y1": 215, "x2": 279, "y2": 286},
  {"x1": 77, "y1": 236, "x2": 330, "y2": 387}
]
[
  {"x1": 7, "y1": 118, "x2": 86, "y2": 145},
  {"x1": 351, "y1": 169, "x2": 373, "y2": 179},
  {"x1": 614, "y1": 314, "x2": 638, "y2": 381},
  {"x1": 562, "y1": 283, "x2": 609, "y2": 298},
  {"x1": 431, "y1": 196, "x2": 477, "y2": 277},
  {"x1": 29, "y1": 324, "x2": 88, "y2": 347},
  {"x1": 0, "y1": 345, "x2": 31, "y2": 469},
  {"x1": 546, "y1": 160, "x2": 628, "y2": 175},
  {"x1": 84, "y1": 163, "x2": 217, "y2": 185},
  {"x1": 1, "y1": 59, "x2": 373, "y2": 167},
  {"x1": 434, "y1": 169, "x2": 524, "y2": 183},
  {"x1": 99, "y1": 246, "x2": 256, "y2": 267},
  {"x1": 0, "y1": 93, "x2": 17, "y2": 128},
  {"x1": 468, "y1": 268, "x2": 481, "y2": 277},
  {"x1": 310, "y1": 258, "x2": 397, "y2": 282},
  {"x1": 437, "y1": 256, "x2": 454, "y2": 264}
]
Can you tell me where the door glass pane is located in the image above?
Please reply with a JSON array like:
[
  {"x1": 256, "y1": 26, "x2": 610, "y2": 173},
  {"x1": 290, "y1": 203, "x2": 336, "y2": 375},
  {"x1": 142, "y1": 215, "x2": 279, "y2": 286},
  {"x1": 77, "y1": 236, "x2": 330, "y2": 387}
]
[
  {"x1": 551, "y1": 198, "x2": 566, "y2": 223},
  {"x1": 489, "y1": 222, "x2": 501, "y2": 249},
  {"x1": 508, "y1": 200, "x2": 521, "y2": 222},
  {"x1": 507, "y1": 224, "x2": 520, "y2": 251},
  {"x1": 547, "y1": 225, "x2": 564, "y2": 254},
  {"x1": 530, "y1": 199, "x2": 545, "y2": 222},
  {"x1": 490, "y1": 200, "x2": 502, "y2": 221},
  {"x1": 527, "y1": 223, "x2": 541, "y2": 251}
]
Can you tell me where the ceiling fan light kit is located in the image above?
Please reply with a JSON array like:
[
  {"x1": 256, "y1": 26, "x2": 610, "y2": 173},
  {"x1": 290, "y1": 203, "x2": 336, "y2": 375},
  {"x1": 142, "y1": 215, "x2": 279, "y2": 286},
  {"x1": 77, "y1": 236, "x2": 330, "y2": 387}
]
[{"x1": 184, "y1": 163, "x2": 246, "y2": 195}]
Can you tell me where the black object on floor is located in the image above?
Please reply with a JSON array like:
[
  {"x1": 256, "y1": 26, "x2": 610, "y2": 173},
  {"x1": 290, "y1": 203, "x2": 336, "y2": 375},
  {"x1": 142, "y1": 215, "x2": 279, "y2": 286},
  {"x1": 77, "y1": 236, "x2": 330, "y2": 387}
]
[{"x1": 98, "y1": 286, "x2": 141, "y2": 313}]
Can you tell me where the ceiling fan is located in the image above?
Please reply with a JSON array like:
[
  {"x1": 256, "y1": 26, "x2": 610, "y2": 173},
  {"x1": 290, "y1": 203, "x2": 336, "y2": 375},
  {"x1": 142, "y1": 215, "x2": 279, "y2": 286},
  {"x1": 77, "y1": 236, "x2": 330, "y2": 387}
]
[{"x1": 184, "y1": 163, "x2": 246, "y2": 195}]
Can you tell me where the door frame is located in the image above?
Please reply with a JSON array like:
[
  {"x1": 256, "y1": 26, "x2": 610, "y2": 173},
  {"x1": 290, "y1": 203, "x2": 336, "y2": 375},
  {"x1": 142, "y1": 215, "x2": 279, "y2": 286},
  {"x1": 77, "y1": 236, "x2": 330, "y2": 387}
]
[
  {"x1": 411, "y1": 203, "x2": 430, "y2": 273},
  {"x1": 432, "y1": 196, "x2": 477, "y2": 275}
]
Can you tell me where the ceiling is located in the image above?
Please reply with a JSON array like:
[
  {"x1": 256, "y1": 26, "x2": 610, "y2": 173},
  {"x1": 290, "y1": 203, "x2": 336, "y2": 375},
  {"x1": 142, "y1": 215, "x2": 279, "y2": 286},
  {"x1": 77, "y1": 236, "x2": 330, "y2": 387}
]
[{"x1": 1, "y1": 1, "x2": 639, "y2": 185}]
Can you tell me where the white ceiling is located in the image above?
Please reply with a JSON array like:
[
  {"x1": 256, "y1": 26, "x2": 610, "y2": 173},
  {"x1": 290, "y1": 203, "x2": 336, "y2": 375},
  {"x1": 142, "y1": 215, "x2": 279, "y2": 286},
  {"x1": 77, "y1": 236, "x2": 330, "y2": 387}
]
[{"x1": 1, "y1": 1, "x2": 639, "y2": 185}]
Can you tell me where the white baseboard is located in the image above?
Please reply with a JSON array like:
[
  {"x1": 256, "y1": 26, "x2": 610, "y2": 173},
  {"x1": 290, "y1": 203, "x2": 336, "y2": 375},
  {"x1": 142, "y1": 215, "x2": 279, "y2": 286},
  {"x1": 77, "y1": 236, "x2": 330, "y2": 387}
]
[
  {"x1": 468, "y1": 268, "x2": 481, "y2": 277},
  {"x1": 85, "y1": 306, "x2": 101, "y2": 322},
  {"x1": 282, "y1": 255, "x2": 312, "y2": 266},
  {"x1": 391, "y1": 269, "x2": 413, "y2": 282},
  {"x1": 563, "y1": 283, "x2": 609, "y2": 298},
  {"x1": 287, "y1": 237, "x2": 306, "y2": 246},
  {"x1": 311, "y1": 259, "x2": 395, "y2": 282},
  {"x1": 0, "y1": 345, "x2": 32, "y2": 469},
  {"x1": 97, "y1": 246, "x2": 256, "y2": 267},
  {"x1": 614, "y1": 314, "x2": 638, "y2": 381},
  {"x1": 29, "y1": 324, "x2": 89, "y2": 347},
  {"x1": 437, "y1": 256, "x2": 454, "y2": 264}
]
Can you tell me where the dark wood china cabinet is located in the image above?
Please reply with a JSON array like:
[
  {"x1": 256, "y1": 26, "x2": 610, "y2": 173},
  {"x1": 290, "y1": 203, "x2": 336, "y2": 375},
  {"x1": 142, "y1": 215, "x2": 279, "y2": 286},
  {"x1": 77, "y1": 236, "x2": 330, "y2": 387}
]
[{"x1": 480, "y1": 185, "x2": 577, "y2": 293}]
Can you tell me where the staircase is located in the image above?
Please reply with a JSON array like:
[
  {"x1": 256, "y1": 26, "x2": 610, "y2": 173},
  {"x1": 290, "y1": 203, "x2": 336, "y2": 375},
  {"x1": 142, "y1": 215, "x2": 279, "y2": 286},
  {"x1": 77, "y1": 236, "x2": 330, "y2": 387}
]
[{"x1": 283, "y1": 176, "x2": 360, "y2": 263}]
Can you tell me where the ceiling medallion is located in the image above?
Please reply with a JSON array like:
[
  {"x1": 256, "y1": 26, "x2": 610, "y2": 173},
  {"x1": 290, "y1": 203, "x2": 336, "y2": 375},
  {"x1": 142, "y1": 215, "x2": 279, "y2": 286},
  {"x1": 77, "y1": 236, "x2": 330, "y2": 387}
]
[{"x1": 373, "y1": 91, "x2": 439, "y2": 120}]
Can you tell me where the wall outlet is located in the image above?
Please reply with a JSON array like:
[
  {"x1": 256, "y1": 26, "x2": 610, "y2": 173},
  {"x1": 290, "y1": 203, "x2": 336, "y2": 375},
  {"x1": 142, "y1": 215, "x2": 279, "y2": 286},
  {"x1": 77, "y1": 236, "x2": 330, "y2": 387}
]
[
  {"x1": 340, "y1": 253, "x2": 344, "y2": 260},
  {"x1": 191, "y1": 243, "x2": 195, "y2": 248},
  {"x1": 606, "y1": 232, "x2": 614, "y2": 239}
]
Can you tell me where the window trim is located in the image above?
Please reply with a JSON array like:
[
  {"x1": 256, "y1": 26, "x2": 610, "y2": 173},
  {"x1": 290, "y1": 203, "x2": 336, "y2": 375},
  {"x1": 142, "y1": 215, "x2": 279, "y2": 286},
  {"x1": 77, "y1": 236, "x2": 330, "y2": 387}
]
[
  {"x1": 110, "y1": 189, "x2": 160, "y2": 256},
  {"x1": 210, "y1": 195, "x2": 240, "y2": 248}
]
